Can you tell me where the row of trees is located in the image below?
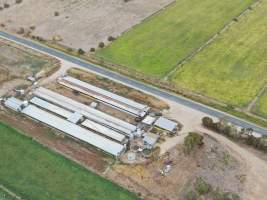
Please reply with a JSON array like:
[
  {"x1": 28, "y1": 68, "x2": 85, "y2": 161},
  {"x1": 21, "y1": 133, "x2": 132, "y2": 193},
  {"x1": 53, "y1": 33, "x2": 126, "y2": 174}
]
[{"x1": 202, "y1": 117, "x2": 267, "y2": 152}]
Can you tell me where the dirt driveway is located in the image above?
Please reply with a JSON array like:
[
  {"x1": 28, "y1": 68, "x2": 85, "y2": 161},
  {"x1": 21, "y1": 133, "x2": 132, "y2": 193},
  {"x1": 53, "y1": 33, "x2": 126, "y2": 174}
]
[{"x1": 0, "y1": 0, "x2": 173, "y2": 50}]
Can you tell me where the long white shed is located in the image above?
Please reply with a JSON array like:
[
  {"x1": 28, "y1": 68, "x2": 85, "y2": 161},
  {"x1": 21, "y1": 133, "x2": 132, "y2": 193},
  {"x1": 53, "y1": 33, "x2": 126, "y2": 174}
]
[
  {"x1": 33, "y1": 87, "x2": 136, "y2": 136},
  {"x1": 82, "y1": 119, "x2": 126, "y2": 143},
  {"x1": 59, "y1": 76, "x2": 150, "y2": 117},
  {"x1": 30, "y1": 97, "x2": 72, "y2": 118},
  {"x1": 22, "y1": 105, "x2": 125, "y2": 156}
]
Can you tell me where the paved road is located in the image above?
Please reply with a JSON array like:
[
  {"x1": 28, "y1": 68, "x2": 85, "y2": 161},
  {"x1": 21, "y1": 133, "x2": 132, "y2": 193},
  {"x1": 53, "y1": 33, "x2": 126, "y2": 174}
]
[{"x1": 0, "y1": 31, "x2": 266, "y2": 135}]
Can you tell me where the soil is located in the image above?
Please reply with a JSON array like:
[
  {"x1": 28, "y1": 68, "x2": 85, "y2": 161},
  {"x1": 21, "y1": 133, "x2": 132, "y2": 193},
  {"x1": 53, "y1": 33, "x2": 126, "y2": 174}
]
[
  {"x1": 0, "y1": 38, "x2": 59, "y2": 96},
  {"x1": 106, "y1": 134, "x2": 246, "y2": 200},
  {"x1": 0, "y1": 0, "x2": 173, "y2": 51}
]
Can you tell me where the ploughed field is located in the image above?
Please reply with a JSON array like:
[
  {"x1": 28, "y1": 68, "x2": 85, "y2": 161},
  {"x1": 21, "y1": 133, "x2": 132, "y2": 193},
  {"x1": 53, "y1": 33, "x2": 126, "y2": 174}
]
[
  {"x1": 0, "y1": 123, "x2": 139, "y2": 200},
  {"x1": 96, "y1": 0, "x2": 254, "y2": 77}
]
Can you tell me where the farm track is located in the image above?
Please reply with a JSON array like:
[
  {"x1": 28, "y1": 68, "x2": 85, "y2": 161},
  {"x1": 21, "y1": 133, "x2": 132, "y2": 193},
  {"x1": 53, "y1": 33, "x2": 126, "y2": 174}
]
[
  {"x1": 246, "y1": 84, "x2": 267, "y2": 112},
  {"x1": 0, "y1": 185, "x2": 22, "y2": 200},
  {"x1": 164, "y1": 0, "x2": 262, "y2": 80}
]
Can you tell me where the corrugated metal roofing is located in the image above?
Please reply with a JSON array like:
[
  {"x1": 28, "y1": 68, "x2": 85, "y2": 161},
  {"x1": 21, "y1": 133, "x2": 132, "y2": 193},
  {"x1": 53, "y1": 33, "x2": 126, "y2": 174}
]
[
  {"x1": 22, "y1": 105, "x2": 125, "y2": 156},
  {"x1": 154, "y1": 117, "x2": 177, "y2": 132},
  {"x1": 143, "y1": 133, "x2": 159, "y2": 147},
  {"x1": 30, "y1": 97, "x2": 72, "y2": 118},
  {"x1": 142, "y1": 116, "x2": 156, "y2": 125},
  {"x1": 4, "y1": 97, "x2": 24, "y2": 111},
  {"x1": 59, "y1": 76, "x2": 150, "y2": 117},
  {"x1": 33, "y1": 87, "x2": 136, "y2": 136},
  {"x1": 82, "y1": 119, "x2": 126, "y2": 143},
  {"x1": 67, "y1": 112, "x2": 84, "y2": 124}
]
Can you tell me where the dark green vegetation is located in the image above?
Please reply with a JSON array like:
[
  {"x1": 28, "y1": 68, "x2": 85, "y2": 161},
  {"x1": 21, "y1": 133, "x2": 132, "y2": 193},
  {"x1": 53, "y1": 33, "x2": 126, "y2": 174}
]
[
  {"x1": 97, "y1": 0, "x2": 254, "y2": 77},
  {"x1": 202, "y1": 117, "x2": 267, "y2": 152},
  {"x1": 0, "y1": 122, "x2": 140, "y2": 200},
  {"x1": 0, "y1": 188, "x2": 17, "y2": 200},
  {"x1": 183, "y1": 132, "x2": 204, "y2": 154}
]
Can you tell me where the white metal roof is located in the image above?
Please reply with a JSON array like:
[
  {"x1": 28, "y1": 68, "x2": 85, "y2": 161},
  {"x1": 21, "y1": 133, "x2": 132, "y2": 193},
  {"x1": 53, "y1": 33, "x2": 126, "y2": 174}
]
[
  {"x1": 59, "y1": 76, "x2": 150, "y2": 117},
  {"x1": 22, "y1": 105, "x2": 125, "y2": 156},
  {"x1": 30, "y1": 97, "x2": 72, "y2": 118},
  {"x1": 33, "y1": 87, "x2": 136, "y2": 135},
  {"x1": 154, "y1": 117, "x2": 177, "y2": 132},
  {"x1": 67, "y1": 112, "x2": 83, "y2": 124},
  {"x1": 143, "y1": 133, "x2": 159, "y2": 147},
  {"x1": 142, "y1": 116, "x2": 156, "y2": 125},
  {"x1": 82, "y1": 119, "x2": 126, "y2": 143},
  {"x1": 4, "y1": 97, "x2": 24, "y2": 111}
]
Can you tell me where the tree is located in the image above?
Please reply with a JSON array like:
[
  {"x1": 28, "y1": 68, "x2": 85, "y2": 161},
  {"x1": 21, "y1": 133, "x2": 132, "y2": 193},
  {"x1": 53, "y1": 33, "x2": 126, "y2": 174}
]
[
  {"x1": 184, "y1": 132, "x2": 204, "y2": 154},
  {"x1": 78, "y1": 48, "x2": 85, "y2": 55},
  {"x1": 202, "y1": 117, "x2": 214, "y2": 129}
]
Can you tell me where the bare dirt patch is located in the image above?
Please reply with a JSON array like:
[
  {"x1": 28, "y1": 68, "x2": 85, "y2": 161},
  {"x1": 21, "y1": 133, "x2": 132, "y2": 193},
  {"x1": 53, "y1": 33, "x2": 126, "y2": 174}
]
[
  {"x1": 0, "y1": 38, "x2": 59, "y2": 96},
  {"x1": 0, "y1": 0, "x2": 173, "y2": 51},
  {"x1": 106, "y1": 134, "x2": 246, "y2": 200}
]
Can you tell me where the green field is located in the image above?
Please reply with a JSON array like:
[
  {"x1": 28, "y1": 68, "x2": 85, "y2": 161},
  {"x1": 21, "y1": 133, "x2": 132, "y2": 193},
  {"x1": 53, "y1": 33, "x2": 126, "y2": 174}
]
[
  {"x1": 96, "y1": 0, "x2": 254, "y2": 77},
  {"x1": 255, "y1": 90, "x2": 267, "y2": 118},
  {"x1": 0, "y1": 122, "x2": 139, "y2": 200},
  {"x1": 171, "y1": 1, "x2": 267, "y2": 107},
  {"x1": 0, "y1": 189, "x2": 16, "y2": 200}
]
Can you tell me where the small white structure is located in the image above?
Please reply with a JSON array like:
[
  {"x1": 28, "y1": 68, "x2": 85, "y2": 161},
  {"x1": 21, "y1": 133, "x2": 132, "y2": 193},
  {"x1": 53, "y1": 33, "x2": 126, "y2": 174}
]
[
  {"x1": 27, "y1": 76, "x2": 36, "y2": 82},
  {"x1": 154, "y1": 117, "x2": 177, "y2": 132},
  {"x1": 4, "y1": 97, "x2": 26, "y2": 112},
  {"x1": 90, "y1": 102, "x2": 98, "y2": 108},
  {"x1": 143, "y1": 132, "x2": 159, "y2": 148},
  {"x1": 142, "y1": 115, "x2": 156, "y2": 125},
  {"x1": 67, "y1": 112, "x2": 84, "y2": 124}
]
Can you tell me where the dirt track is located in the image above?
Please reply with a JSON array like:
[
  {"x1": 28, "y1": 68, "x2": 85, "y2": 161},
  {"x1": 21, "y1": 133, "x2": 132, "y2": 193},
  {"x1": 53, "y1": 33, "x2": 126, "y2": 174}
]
[{"x1": 0, "y1": 0, "x2": 173, "y2": 50}]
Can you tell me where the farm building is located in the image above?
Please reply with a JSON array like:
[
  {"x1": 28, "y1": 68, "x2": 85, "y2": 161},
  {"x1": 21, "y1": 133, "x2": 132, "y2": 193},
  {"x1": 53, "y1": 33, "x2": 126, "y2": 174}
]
[
  {"x1": 154, "y1": 117, "x2": 177, "y2": 132},
  {"x1": 58, "y1": 76, "x2": 150, "y2": 117},
  {"x1": 21, "y1": 105, "x2": 125, "y2": 157}
]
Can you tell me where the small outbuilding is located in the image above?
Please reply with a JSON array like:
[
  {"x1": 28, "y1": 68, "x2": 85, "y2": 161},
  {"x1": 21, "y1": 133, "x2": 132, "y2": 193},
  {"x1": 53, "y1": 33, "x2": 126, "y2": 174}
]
[
  {"x1": 154, "y1": 117, "x2": 177, "y2": 133},
  {"x1": 67, "y1": 112, "x2": 84, "y2": 124},
  {"x1": 143, "y1": 132, "x2": 159, "y2": 149},
  {"x1": 142, "y1": 115, "x2": 156, "y2": 126}
]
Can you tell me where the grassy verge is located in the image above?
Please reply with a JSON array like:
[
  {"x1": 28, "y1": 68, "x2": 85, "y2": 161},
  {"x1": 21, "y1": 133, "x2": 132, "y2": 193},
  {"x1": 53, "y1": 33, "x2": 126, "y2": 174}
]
[
  {"x1": 171, "y1": 0, "x2": 267, "y2": 107},
  {"x1": 96, "y1": 0, "x2": 254, "y2": 77},
  {"x1": 0, "y1": 122, "x2": 140, "y2": 200},
  {"x1": 0, "y1": 188, "x2": 17, "y2": 200},
  {"x1": 254, "y1": 90, "x2": 267, "y2": 119}
]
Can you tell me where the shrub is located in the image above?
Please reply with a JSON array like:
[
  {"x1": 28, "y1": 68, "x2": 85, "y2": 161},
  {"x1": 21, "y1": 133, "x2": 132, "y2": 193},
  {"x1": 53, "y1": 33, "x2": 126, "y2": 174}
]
[
  {"x1": 195, "y1": 177, "x2": 211, "y2": 195},
  {"x1": 202, "y1": 117, "x2": 214, "y2": 129},
  {"x1": 108, "y1": 36, "x2": 116, "y2": 42},
  {"x1": 54, "y1": 11, "x2": 59, "y2": 16},
  {"x1": 16, "y1": 0, "x2": 23, "y2": 3},
  {"x1": 90, "y1": 47, "x2": 96, "y2": 52},
  {"x1": 98, "y1": 42, "x2": 105, "y2": 48},
  {"x1": 184, "y1": 132, "x2": 204, "y2": 154},
  {"x1": 4, "y1": 3, "x2": 10, "y2": 8},
  {"x1": 78, "y1": 48, "x2": 85, "y2": 55}
]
